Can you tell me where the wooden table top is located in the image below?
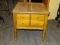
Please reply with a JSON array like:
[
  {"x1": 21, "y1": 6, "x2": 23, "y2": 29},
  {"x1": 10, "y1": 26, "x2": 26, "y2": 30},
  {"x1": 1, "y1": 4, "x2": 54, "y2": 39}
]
[{"x1": 12, "y1": 2, "x2": 49, "y2": 14}]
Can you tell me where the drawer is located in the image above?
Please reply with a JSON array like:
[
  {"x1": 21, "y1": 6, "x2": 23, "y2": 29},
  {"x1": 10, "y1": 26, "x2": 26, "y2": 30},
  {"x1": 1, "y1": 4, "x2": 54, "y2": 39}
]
[
  {"x1": 17, "y1": 20, "x2": 29, "y2": 27},
  {"x1": 17, "y1": 14, "x2": 30, "y2": 20},
  {"x1": 31, "y1": 14, "x2": 44, "y2": 21},
  {"x1": 31, "y1": 21, "x2": 44, "y2": 26}
]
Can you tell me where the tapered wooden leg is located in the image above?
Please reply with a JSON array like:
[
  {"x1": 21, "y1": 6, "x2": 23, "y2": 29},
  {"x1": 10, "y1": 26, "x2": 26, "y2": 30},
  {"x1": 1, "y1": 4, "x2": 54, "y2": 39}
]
[
  {"x1": 41, "y1": 14, "x2": 48, "y2": 41},
  {"x1": 13, "y1": 13, "x2": 17, "y2": 40},
  {"x1": 42, "y1": 30, "x2": 46, "y2": 41},
  {"x1": 14, "y1": 28, "x2": 17, "y2": 40}
]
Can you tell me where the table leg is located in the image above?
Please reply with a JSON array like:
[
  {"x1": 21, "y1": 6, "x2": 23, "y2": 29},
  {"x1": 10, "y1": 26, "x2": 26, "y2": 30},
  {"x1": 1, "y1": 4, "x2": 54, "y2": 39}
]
[
  {"x1": 42, "y1": 30, "x2": 46, "y2": 41},
  {"x1": 14, "y1": 28, "x2": 17, "y2": 40},
  {"x1": 13, "y1": 14, "x2": 17, "y2": 40}
]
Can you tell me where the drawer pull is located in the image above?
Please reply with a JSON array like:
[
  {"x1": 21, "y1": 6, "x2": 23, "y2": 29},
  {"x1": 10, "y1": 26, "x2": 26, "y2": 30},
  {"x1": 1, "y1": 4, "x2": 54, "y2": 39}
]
[
  {"x1": 17, "y1": 14, "x2": 29, "y2": 20},
  {"x1": 17, "y1": 20, "x2": 29, "y2": 27},
  {"x1": 31, "y1": 21, "x2": 44, "y2": 26},
  {"x1": 22, "y1": 16, "x2": 24, "y2": 18},
  {"x1": 22, "y1": 23, "x2": 24, "y2": 24},
  {"x1": 31, "y1": 15, "x2": 44, "y2": 21},
  {"x1": 37, "y1": 18, "x2": 39, "y2": 19}
]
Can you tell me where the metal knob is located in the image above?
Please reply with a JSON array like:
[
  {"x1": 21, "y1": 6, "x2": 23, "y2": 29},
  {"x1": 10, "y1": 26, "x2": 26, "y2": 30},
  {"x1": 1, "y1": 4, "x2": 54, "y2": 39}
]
[
  {"x1": 22, "y1": 23, "x2": 24, "y2": 24},
  {"x1": 37, "y1": 18, "x2": 39, "y2": 19},
  {"x1": 22, "y1": 16, "x2": 24, "y2": 18}
]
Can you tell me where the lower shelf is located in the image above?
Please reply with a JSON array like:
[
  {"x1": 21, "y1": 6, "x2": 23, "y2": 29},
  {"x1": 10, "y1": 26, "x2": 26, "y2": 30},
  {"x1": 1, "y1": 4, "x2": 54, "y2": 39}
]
[{"x1": 16, "y1": 26, "x2": 44, "y2": 30}]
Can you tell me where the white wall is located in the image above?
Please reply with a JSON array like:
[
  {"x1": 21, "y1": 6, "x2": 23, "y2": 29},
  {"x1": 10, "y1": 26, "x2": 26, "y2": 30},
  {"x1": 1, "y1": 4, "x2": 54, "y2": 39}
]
[{"x1": 48, "y1": 0, "x2": 60, "y2": 19}]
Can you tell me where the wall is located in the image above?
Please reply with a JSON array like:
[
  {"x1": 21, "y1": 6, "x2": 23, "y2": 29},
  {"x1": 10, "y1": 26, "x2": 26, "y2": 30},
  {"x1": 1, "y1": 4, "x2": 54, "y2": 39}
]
[{"x1": 48, "y1": 0, "x2": 60, "y2": 19}]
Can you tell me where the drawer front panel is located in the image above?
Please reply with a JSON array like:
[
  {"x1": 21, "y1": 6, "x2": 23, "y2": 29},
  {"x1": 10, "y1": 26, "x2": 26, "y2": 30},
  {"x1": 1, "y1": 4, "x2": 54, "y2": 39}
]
[
  {"x1": 31, "y1": 21, "x2": 44, "y2": 26},
  {"x1": 17, "y1": 14, "x2": 30, "y2": 20},
  {"x1": 31, "y1": 14, "x2": 44, "y2": 21},
  {"x1": 17, "y1": 20, "x2": 29, "y2": 27}
]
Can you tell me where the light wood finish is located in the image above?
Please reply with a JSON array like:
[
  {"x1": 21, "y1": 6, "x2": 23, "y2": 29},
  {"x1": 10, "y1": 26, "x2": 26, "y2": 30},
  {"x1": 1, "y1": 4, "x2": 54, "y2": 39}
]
[
  {"x1": 17, "y1": 20, "x2": 29, "y2": 27},
  {"x1": 13, "y1": 3, "x2": 49, "y2": 14},
  {"x1": 31, "y1": 14, "x2": 44, "y2": 21},
  {"x1": 13, "y1": 13, "x2": 17, "y2": 40},
  {"x1": 22, "y1": 0, "x2": 27, "y2": 2},
  {"x1": 17, "y1": 14, "x2": 30, "y2": 20},
  {"x1": 12, "y1": 1, "x2": 49, "y2": 41}
]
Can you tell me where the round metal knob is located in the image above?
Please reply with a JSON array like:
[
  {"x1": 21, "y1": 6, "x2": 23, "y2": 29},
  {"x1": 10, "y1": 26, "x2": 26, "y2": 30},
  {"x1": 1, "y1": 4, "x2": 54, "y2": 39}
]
[
  {"x1": 37, "y1": 18, "x2": 39, "y2": 19},
  {"x1": 22, "y1": 16, "x2": 24, "y2": 18},
  {"x1": 22, "y1": 23, "x2": 24, "y2": 24}
]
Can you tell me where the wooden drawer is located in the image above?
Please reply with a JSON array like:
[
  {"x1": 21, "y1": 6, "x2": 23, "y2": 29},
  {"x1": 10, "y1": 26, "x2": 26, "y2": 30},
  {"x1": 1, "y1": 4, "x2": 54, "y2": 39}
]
[
  {"x1": 17, "y1": 20, "x2": 29, "y2": 27},
  {"x1": 17, "y1": 14, "x2": 30, "y2": 20},
  {"x1": 31, "y1": 21, "x2": 44, "y2": 26},
  {"x1": 31, "y1": 14, "x2": 44, "y2": 21}
]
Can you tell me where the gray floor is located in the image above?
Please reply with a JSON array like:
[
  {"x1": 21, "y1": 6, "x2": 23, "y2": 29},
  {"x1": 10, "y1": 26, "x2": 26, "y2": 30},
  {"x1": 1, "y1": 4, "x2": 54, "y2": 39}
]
[{"x1": 0, "y1": 0, "x2": 60, "y2": 45}]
